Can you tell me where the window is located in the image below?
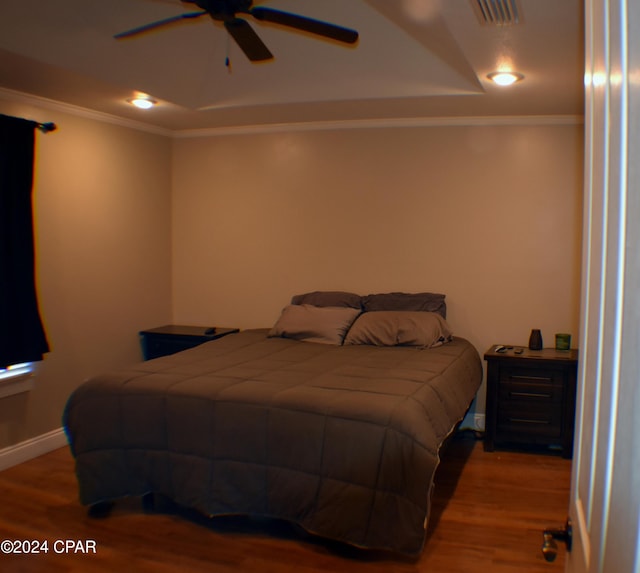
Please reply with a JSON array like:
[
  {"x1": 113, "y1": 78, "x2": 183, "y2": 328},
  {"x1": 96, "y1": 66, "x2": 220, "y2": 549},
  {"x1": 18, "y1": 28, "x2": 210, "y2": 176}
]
[
  {"x1": 0, "y1": 362, "x2": 35, "y2": 398},
  {"x1": 0, "y1": 362, "x2": 34, "y2": 381}
]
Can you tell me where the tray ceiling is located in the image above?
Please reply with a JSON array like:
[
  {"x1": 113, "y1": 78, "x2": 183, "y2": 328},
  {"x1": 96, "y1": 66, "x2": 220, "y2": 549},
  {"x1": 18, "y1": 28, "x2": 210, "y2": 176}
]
[{"x1": 0, "y1": 0, "x2": 584, "y2": 131}]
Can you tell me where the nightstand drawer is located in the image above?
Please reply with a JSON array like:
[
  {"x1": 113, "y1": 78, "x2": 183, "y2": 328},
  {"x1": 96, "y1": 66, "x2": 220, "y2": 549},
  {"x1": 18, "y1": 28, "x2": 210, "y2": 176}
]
[
  {"x1": 497, "y1": 403, "x2": 563, "y2": 438},
  {"x1": 500, "y1": 365, "x2": 563, "y2": 385},
  {"x1": 143, "y1": 337, "x2": 203, "y2": 360},
  {"x1": 498, "y1": 380, "x2": 564, "y2": 404}
]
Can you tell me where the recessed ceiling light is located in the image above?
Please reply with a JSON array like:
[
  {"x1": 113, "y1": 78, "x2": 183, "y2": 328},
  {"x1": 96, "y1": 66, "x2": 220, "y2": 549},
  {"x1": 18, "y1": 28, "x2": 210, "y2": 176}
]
[
  {"x1": 127, "y1": 96, "x2": 157, "y2": 109},
  {"x1": 487, "y1": 71, "x2": 524, "y2": 86}
]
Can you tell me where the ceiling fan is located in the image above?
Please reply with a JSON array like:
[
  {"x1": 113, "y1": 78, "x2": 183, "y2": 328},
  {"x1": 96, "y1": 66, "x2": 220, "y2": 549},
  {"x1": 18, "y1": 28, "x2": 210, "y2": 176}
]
[{"x1": 114, "y1": 0, "x2": 359, "y2": 62}]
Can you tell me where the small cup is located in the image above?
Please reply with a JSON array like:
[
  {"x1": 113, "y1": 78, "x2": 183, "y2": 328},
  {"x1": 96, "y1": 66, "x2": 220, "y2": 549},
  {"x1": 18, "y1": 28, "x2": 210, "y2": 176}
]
[{"x1": 555, "y1": 333, "x2": 571, "y2": 351}]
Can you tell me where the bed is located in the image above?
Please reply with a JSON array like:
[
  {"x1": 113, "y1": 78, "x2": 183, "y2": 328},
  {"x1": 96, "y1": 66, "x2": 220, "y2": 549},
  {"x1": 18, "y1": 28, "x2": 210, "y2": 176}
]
[{"x1": 63, "y1": 291, "x2": 482, "y2": 556}]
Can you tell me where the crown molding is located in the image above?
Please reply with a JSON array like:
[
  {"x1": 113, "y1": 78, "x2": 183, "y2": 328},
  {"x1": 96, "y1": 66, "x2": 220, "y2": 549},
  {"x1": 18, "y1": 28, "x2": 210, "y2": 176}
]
[
  {"x1": 174, "y1": 114, "x2": 584, "y2": 138},
  {"x1": 0, "y1": 87, "x2": 583, "y2": 138},
  {"x1": 0, "y1": 87, "x2": 172, "y2": 137}
]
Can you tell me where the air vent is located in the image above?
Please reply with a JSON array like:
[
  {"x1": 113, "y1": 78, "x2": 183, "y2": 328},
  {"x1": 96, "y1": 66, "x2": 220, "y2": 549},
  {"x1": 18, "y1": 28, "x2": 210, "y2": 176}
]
[{"x1": 473, "y1": 0, "x2": 520, "y2": 25}]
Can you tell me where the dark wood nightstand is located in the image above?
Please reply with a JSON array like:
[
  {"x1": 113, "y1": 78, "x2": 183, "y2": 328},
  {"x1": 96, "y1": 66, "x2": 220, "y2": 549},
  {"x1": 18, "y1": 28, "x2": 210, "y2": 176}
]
[
  {"x1": 484, "y1": 345, "x2": 579, "y2": 458},
  {"x1": 139, "y1": 325, "x2": 239, "y2": 360}
]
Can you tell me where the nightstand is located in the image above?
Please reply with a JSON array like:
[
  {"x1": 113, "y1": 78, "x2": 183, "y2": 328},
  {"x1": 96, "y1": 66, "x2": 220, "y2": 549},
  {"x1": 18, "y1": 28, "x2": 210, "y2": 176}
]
[
  {"x1": 139, "y1": 325, "x2": 239, "y2": 360},
  {"x1": 484, "y1": 345, "x2": 579, "y2": 458}
]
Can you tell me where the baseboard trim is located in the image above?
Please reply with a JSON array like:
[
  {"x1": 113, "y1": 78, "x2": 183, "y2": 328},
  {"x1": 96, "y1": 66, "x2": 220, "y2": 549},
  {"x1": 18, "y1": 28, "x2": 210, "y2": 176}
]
[{"x1": 0, "y1": 428, "x2": 68, "y2": 472}]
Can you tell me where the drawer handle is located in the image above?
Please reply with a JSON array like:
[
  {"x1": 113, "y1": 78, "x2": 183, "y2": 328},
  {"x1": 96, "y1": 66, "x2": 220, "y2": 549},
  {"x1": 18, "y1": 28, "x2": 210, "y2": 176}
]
[
  {"x1": 508, "y1": 417, "x2": 550, "y2": 425},
  {"x1": 510, "y1": 391, "x2": 552, "y2": 399},
  {"x1": 510, "y1": 375, "x2": 553, "y2": 382}
]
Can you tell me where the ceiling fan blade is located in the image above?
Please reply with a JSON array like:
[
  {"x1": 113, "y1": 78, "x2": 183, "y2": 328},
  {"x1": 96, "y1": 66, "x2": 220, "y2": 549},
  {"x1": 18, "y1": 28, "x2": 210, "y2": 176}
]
[
  {"x1": 114, "y1": 11, "x2": 207, "y2": 39},
  {"x1": 250, "y1": 7, "x2": 358, "y2": 44},
  {"x1": 224, "y1": 18, "x2": 273, "y2": 61}
]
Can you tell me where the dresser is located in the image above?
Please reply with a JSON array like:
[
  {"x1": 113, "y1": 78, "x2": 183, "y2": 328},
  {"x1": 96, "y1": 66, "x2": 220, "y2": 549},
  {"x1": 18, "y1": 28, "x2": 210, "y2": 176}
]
[{"x1": 484, "y1": 345, "x2": 579, "y2": 458}]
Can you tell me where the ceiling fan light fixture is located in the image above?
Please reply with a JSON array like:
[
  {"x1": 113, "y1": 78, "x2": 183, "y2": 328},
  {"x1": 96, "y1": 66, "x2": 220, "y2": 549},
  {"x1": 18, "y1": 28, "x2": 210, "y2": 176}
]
[
  {"x1": 127, "y1": 96, "x2": 157, "y2": 109},
  {"x1": 487, "y1": 71, "x2": 524, "y2": 86}
]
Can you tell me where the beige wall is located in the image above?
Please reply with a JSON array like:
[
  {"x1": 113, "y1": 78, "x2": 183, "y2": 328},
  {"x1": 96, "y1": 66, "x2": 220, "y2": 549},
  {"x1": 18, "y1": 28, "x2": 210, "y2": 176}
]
[
  {"x1": 0, "y1": 101, "x2": 583, "y2": 448},
  {"x1": 172, "y1": 123, "x2": 584, "y2": 415},
  {"x1": 0, "y1": 99, "x2": 172, "y2": 449}
]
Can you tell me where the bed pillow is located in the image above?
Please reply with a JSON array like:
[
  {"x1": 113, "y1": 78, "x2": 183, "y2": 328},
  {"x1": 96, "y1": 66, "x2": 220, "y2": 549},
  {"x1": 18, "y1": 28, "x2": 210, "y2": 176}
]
[
  {"x1": 362, "y1": 292, "x2": 446, "y2": 318},
  {"x1": 290, "y1": 290, "x2": 362, "y2": 309},
  {"x1": 343, "y1": 311, "x2": 453, "y2": 348},
  {"x1": 268, "y1": 304, "x2": 361, "y2": 345}
]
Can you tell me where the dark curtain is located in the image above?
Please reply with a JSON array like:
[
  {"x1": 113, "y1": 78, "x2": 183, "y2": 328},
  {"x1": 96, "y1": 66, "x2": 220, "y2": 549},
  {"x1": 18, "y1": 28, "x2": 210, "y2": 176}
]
[{"x1": 0, "y1": 113, "x2": 50, "y2": 369}]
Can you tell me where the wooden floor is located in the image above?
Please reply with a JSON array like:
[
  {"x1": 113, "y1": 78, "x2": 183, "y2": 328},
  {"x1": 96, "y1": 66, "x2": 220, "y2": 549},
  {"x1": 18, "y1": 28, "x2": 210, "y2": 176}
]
[{"x1": 0, "y1": 432, "x2": 571, "y2": 572}]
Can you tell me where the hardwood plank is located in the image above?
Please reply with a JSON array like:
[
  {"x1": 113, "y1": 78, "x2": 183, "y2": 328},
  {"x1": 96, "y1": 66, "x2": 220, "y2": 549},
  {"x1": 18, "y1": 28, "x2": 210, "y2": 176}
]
[{"x1": 0, "y1": 433, "x2": 571, "y2": 572}]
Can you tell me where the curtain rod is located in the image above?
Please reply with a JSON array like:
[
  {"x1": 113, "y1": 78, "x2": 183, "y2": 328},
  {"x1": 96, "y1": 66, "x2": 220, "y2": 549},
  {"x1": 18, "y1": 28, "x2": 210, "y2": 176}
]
[
  {"x1": 0, "y1": 113, "x2": 57, "y2": 133},
  {"x1": 36, "y1": 121, "x2": 57, "y2": 133}
]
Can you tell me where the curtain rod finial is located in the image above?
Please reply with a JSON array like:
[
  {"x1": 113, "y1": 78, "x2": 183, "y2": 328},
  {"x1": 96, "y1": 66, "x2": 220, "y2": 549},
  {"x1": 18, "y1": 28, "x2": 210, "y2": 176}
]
[{"x1": 38, "y1": 122, "x2": 57, "y2": 133}]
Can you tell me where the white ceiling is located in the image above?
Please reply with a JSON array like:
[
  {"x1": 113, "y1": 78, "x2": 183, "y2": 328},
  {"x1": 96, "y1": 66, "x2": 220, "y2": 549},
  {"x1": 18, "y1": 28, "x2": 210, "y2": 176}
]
[{"x1": 0, "y1": 0, "x2": 584, "y2": 132}]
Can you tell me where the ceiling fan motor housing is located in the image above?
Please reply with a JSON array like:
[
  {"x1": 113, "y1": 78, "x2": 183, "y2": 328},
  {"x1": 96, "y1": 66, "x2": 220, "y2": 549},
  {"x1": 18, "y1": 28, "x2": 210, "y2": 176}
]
[{"x1": 190, "y1": 0, "x2": 254, "y2": 20}]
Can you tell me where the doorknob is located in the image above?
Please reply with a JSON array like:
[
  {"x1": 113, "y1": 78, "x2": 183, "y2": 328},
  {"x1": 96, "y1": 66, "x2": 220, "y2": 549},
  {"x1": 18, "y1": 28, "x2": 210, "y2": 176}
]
[{"x1": 542, "y1": 519, "x2": 572, "y2": 562}]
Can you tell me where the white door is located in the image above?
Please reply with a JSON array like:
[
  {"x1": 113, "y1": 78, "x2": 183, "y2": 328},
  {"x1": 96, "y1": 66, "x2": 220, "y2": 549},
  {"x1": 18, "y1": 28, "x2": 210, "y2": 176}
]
[{"x1": 565, "y1": 1, "x2": 640, "y2": 572}]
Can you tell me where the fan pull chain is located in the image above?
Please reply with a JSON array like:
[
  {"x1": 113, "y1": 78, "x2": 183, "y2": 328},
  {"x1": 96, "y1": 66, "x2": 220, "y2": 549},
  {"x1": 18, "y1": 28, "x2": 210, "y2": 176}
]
[{"x1": 225, "y1": 33, "x2": 232, "y2": 73}]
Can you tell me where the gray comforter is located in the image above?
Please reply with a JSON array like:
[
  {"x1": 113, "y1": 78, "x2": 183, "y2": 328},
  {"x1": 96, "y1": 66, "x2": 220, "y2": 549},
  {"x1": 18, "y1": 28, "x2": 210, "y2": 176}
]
[{"x1": 64, "y1": 329, "x2": 482, "y2": 555}]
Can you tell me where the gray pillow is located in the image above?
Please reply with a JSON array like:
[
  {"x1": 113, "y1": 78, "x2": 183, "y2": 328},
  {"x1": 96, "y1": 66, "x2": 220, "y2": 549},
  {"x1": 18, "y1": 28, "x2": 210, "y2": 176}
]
[
  {"x1": 343, "y1": 311, "x2": 453, "y2": 348},
  {"x1": 268, "y1": 304, "x2": 361, "y2": 345},
  {"x1": 291, "y1": 290, "x2": 362, "y2": 309},
  {"x1": 362, "y1": 292, "x2": 446, "y2": 318}
]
